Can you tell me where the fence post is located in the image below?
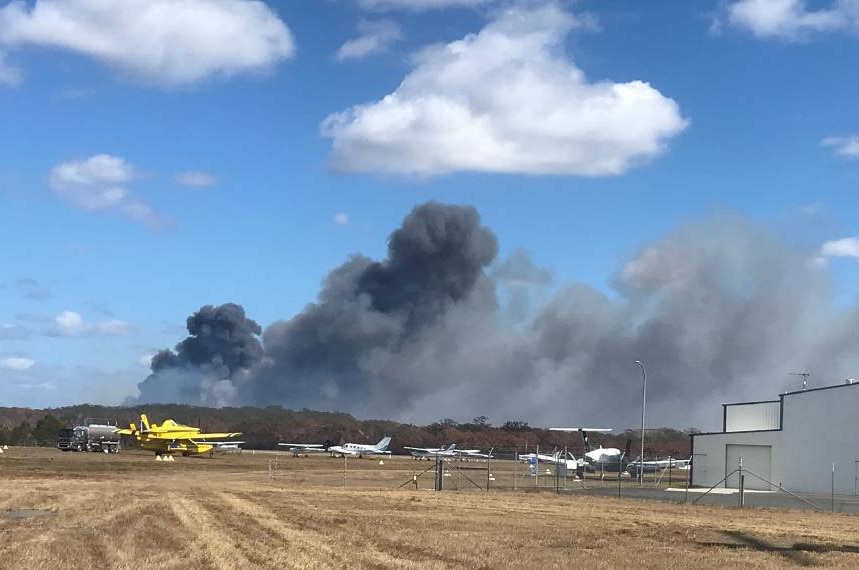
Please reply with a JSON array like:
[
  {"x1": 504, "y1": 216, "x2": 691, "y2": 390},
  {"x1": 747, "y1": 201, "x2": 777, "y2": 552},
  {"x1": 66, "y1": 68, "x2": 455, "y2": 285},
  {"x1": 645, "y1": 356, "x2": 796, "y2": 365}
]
[{"x1": 831, "y1": 462, "x2": 836, "y2": 512}]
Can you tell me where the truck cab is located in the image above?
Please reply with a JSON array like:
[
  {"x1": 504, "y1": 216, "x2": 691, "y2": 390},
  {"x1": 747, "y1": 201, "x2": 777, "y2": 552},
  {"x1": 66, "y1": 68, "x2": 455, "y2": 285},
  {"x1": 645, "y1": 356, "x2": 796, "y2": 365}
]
[{"x1": 57, "y1": 427, "x2": 88, "y2": 451}]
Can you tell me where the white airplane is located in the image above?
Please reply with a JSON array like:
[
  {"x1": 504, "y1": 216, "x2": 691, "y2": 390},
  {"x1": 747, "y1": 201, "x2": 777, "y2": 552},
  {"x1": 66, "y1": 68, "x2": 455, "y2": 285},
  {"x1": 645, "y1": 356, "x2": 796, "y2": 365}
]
[
  {"x1": 518, "y1": 450, "x2": 580, "y2": 470},
  {"x1": 328, "y1": 436, "x2": 392, "y2": 458},
  {"x1": 211, "y1": 441, "x2": 244, "y2": 454},
  {"x1": 549, "y1": 428, "x2": 630, "y2": 471},
  {"x1": 278, "y1": 440, "x2": 332, "y2": 457},
  {"x1": 404, "y1": 443, "x2": 459, "y2": 459},
  {"x1": 626, "y1": 456, "x2": 691, "y2": 475},
  {"x1": 457, "y1": 447, "x2": 494, "y2": 460}
]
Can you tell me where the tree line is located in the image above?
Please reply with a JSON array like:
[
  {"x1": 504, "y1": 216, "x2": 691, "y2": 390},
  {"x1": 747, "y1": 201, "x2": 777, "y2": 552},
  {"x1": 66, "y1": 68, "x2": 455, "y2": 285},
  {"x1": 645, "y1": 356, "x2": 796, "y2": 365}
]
[{"x1": 0, "y1": 404, "x2": 693, "y2": 457}]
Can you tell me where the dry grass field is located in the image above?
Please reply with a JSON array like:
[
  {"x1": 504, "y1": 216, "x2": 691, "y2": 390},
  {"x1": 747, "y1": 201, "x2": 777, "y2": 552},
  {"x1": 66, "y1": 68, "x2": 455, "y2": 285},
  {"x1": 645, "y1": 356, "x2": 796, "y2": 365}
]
[{"x1": 3, "y1": 447, "x2": 859, "y2": 569}]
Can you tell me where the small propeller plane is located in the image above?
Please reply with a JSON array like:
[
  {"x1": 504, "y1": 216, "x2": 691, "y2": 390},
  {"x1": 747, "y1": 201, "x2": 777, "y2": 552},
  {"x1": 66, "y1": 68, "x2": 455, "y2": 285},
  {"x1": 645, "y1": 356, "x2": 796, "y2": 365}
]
[
  {"x1": 115, "y1": 413, "x2": 243, "y2": 457},
  {"x1": 404, "y1": 444, "x2": 459, "y2": 459},
  {"x1": 278, "y1": 440, "x2": 333, "y2": 457}
]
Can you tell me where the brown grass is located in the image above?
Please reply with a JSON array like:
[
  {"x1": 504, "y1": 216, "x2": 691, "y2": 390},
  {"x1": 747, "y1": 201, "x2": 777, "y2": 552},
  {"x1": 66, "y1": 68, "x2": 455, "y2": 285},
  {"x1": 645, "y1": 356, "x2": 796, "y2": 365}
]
[{"x1": 2, "y1": 447, "x2": 859, "y2": 569}]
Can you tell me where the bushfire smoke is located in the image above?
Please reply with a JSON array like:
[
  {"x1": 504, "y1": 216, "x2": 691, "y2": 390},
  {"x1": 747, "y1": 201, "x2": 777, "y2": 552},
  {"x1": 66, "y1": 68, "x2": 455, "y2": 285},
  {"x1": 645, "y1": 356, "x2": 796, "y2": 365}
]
[{"x1": 133, "y1": 203, "x2": 859, "y2": 429}]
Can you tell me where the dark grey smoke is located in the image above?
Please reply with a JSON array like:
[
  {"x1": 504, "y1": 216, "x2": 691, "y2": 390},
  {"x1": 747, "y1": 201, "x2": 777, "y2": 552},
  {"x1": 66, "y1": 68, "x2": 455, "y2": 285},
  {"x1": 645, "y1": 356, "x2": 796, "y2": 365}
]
[
  {"x1": 130, "y1": 205, "x2": 859, "y2": 430},
  {"x1": 250, "y1": 202, "x2": 499, "y2": 411},
  {"x1": 135, "y1": 303, "x2": 262, "y2": 406}
]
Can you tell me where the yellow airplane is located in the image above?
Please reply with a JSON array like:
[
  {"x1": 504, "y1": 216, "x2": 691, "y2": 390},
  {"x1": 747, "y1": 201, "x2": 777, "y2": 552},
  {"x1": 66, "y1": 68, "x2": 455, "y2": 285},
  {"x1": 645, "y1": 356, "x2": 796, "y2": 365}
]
[{"x1": 115, "y1": 413, "x2": 243, "y2": 457}]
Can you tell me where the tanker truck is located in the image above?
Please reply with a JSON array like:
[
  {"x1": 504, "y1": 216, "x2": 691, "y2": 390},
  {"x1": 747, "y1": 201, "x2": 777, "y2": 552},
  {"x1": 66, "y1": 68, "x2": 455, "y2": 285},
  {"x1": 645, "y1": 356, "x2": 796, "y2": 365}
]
[{"x1": 57, "y1": 419, "x2": 121, "y2": 453}]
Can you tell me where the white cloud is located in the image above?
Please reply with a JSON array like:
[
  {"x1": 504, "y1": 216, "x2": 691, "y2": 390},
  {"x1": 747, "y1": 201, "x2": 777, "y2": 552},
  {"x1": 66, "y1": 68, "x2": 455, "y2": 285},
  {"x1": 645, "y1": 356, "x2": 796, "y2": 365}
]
[
  {"x1": 46, "y1": 310, "x2": 135, "y2": 337},
  {"x1": 138, "y1": 353, "x2": 155, "y2": 367},
  {"x1": 1, "y1": 356, "x2": 35, "y2": 370},
  {"x1": 49, "y1": 154, "x2": 163, "y2": 228},
  {"x1": 175, "y1": 171, "x2": 217, "y2": 188},
  {"x1": 333, "y1": 212, "x2": 350, "y2": 226},
  {"x1": 822, "y1": 135, "x2": 859, "y2": 158},
  {"x1": 358, "y1": 0, "x2": 492, "y2": 10},
  {"x1": 0, "y1": 0, "x2": 294, "y2": 86},
  {"x1": 337, "y1": 19, "x2": 402, "y2": 61},
  {"x1": 0, "y1": 51, "x2": 21, "y2": 87},
  {"x1": 726, "y1": 0, "x2": 847, "y2": 39},
  {"x1": 820, "y1": 237, "x2": 859, "y2": 258},
  {"x1": 322, "y1": 4, "x2": 688, "y2": 177}
]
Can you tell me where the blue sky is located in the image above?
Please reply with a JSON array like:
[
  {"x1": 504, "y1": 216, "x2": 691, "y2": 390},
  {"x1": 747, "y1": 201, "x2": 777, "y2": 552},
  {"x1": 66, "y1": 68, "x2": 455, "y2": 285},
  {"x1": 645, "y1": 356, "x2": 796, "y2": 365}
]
[{"x1": 2, "y1": 0, "x2": 859, "y2": 419}]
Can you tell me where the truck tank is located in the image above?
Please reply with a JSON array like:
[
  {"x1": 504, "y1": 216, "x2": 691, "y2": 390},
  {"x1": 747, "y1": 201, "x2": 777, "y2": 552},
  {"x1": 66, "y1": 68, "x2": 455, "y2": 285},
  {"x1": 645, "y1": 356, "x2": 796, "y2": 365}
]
[{"x1": 86, "y1": 424, "x2": 120, "y2": 444}]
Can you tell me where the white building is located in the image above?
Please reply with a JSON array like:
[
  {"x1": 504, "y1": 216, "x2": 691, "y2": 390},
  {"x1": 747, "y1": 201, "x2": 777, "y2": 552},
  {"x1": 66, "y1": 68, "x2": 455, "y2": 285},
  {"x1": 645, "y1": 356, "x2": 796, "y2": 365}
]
[{"x1": 691, "y1": 381, "x2": 859, "y2": 494}]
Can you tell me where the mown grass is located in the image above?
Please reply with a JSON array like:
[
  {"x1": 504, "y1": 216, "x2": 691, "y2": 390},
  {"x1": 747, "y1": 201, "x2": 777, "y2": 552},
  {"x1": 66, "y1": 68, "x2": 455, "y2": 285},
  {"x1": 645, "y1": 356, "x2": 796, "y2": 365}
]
[{"x1": 2, "y1": 447, "x2": 859, "y2": 569}]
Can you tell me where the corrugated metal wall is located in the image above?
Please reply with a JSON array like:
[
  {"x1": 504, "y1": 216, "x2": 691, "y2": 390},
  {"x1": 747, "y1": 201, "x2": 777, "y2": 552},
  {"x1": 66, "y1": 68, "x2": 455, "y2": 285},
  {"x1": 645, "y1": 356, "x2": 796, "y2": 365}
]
[{"x1": 724, "y1": 401, "x2": 780, "y2": 432}]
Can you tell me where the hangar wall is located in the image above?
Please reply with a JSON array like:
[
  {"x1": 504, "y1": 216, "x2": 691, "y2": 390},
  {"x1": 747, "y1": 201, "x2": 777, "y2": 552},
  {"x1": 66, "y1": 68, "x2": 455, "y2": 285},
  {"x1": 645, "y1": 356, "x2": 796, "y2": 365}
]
[
  {"x1": 779, "y1": 385, "x2": 859, "y2": 495},
  {"x1": 724, "y1": 401, "x2": 780, "y2": 432},
  {"x1": 692, "y1": 430, "x2": 781, "y2": 490},
  {"x1": 692, "y1": 382, "x2": 859, "y2": 494}
]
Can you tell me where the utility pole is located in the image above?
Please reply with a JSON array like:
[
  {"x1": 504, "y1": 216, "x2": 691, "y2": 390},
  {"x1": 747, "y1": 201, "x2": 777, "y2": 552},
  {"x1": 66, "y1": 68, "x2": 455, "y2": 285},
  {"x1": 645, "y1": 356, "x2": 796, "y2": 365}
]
[{"x1": 635, "y1": 360, "x2": 647, "y2": 487}]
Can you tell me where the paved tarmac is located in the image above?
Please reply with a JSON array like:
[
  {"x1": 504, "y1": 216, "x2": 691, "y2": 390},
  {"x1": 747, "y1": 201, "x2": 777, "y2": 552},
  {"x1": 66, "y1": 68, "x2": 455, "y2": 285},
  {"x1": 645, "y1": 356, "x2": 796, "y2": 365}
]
[{"x1": 561, "y1": 484, "x2": 859, "y2": 514}]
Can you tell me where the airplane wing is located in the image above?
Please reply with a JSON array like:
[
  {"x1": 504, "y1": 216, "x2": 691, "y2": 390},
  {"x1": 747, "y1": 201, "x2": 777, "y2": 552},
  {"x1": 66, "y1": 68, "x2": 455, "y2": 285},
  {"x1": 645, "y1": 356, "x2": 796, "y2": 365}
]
[
  {"x1": 278, "y1": 443, "x2": 326, "y2": 448},
  {"x1": 549, "y1": 428, "x2": 613, "y2": 433},
  {"x1": 403, "y1": 446, "x2": 441, "y2": 452},
  {"x1": 195, "y1": 432, "x2": 242, "y2": 439}
]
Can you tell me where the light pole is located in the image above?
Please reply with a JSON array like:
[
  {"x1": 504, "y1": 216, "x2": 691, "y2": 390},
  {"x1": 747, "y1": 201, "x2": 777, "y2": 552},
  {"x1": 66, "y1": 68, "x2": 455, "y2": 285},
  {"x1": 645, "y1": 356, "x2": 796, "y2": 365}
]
[{"x1": 635, "y1": 360, "x2": 646, "y2": 486}]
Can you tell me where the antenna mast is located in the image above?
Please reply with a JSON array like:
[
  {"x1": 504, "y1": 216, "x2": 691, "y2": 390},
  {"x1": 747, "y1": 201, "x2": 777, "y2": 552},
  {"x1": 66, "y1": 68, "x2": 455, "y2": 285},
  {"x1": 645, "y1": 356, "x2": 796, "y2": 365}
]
[{"x1": 789, "y1": 371, "x2": 810, "y2": 391}]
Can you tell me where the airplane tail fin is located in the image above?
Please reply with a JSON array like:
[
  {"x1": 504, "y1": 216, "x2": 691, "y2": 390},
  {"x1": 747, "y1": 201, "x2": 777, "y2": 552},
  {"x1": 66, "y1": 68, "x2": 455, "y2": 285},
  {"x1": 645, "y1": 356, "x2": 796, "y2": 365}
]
[
  {"x1": 375, "y1": 436, "x2": 392, "y2": 451},
  {"x1": 623, "y1": 439, "x2": 632, "y2": 459},
  {"x1": 140, "y1": 413, "x2": 151, "y2": 431},
  {"x1": 446, "y1": 444, "x2": 456, "y2": 452},
  {"x1": 581, "y1": 430, "x2": 591, "y2": 453}
]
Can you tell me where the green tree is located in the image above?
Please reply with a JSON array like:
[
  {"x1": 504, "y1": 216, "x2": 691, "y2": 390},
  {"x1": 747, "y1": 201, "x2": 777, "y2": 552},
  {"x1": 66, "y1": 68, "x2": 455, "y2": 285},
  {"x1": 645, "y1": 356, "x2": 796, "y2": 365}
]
[
  {"x1": 33, "y1": 415, "x2": 64, "y2": 446},
  {"x1": 501, "y1": 420, "x2": 530, "y2": 432},
  {"x1": 9, "y1": 421, "x2": 33, "y2": 445}
]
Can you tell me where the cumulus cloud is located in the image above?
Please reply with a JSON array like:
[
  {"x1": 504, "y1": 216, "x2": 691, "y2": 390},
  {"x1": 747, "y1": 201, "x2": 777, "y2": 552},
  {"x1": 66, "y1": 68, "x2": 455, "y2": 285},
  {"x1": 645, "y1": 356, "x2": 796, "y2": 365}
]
[
  {"x1": 337, "y1": 19, "x2": 402, "y2": 60},
  {"x1": 0, "y1": 51, "x2": 21, "y2": 87},
  {"x1": 175, "y1": 171, "x2": 217, "y2": 188},
  {"x1": 0, "y1": 356, "x2": 35, "y2": 370},
  {"x1": 822, "y1": 135, "x2": 859, "y2": 158},
  {"x1": 333, "y1": 212, "x2": 350, "y2": 226},
  {"x1": 322, "y1": 4, "x2": 688, "y2": 176},
  {"x1": 0, "y1": 0, "x2": 294, "y2": 86},
  {"x1": 49, "y1": 154, "x2": 163, "y2": 228},
  {"x1": 45, "y1": 310, "x2": 135, "y2": 337},
  {"x1": 725, "y1": 0, "x2": 848, "y2": 39},
  {"x1": 358, "y1": 0, "x2": 492, "y2": 10},
  {"x1": 819, "y1": 237, "x2": 859, "y2": 259}
]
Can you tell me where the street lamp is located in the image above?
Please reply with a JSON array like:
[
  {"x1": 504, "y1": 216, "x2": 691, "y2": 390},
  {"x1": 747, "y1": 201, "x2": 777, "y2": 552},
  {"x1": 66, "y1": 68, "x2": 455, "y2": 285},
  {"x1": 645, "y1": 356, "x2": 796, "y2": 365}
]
[{"x1": 634, "y1": 360, "x2": 646, "y2": 486}]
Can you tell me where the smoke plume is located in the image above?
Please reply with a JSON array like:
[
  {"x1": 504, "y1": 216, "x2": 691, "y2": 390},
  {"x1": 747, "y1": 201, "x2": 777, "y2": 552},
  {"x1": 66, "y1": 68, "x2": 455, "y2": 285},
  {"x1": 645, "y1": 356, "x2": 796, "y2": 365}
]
[
  {"x1": 132, "y1": 203, "x2": 859, "y2": 430},
  {"x1": 136, "y1": 303, "x2": 262, "y2": 407}
]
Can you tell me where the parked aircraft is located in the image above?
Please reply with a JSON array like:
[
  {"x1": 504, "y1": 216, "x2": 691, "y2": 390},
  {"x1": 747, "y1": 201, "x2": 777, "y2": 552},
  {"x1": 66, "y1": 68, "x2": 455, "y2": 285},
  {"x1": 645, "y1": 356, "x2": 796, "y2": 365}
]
[
  {"x1": 404, "y1": 444, "x2": 458, "y2": 459},
  {"x1": 518, "y1": 450, "x2": 579, "y2": 470},
  {"x1": 115, "y1": 413, "x2": 243, "y2": 457},
  {"x1": 278, "y1": 440, "x2": 332, "y2": 457},
  {"x1": 457, "y1": 447, "x2": 494, "y2": 460},
  {"x1": 549, "y1": 428, "x2": 632, "y2": 472},
  {"x1": 626, "y1": 456, "x2": 691, "y2": 476},
  {"x1": 328, "y1": 436, "x2": 392, "y2": 458}
]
